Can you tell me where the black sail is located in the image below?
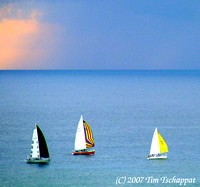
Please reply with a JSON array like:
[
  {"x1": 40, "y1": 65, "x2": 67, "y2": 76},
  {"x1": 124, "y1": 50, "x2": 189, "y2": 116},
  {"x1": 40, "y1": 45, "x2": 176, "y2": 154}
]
[{"x1": 36, "y1": 125, "x2": 50, "y2": 158}]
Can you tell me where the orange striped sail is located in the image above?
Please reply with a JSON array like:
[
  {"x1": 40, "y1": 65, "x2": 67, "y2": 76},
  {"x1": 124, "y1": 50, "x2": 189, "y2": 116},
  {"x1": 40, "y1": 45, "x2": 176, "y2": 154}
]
[{"x1": 83, "y1": 121, "x2": 95, "y2": 148}]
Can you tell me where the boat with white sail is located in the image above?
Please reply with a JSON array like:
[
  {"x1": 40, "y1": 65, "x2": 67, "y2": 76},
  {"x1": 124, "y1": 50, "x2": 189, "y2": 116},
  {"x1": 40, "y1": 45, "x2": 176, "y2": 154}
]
[
  {"x1": 26, "y1": 124, "x2": 50, "y2": 163},
  {"x1": 72, "y1": 115, "x2": 95, "y2": 155},
  {"x1": 147, "y1": 128, "x2": 168, "y2": 160}
]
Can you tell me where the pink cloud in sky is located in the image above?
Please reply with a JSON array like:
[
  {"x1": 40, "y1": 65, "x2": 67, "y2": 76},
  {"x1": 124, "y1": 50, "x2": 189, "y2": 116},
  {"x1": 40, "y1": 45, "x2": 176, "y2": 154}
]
[{"x1": 0, "y1": 7, "x2": 61, "y2": 69}]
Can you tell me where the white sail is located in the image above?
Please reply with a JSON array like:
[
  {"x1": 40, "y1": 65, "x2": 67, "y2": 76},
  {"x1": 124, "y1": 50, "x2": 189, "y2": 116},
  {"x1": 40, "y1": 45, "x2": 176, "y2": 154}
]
[
  {"x1": 150, "y1": 128, "x2": 160, "y2": 155},
  {"x1": 30, "y1": 126, "x2": 40, "y2": 158},
  {"x1": 74, "y1": 115, "x2": 86, "y2": 151}
]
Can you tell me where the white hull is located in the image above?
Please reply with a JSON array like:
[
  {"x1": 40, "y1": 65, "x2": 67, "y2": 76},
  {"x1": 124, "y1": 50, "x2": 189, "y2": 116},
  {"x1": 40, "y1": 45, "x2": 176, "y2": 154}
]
[
  {"x1": 147, "y1": 154, "x2": 167, "y2": 160},
  {"x1": 26, "y1": 157, "x2": 50, "y2": 163}
]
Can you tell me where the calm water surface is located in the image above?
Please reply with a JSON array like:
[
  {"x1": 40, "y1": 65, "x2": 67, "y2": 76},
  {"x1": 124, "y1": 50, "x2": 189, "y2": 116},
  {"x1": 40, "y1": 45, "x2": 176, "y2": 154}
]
[{"x1": 0, "y1": 70, "x2": 199, "y2": 186}]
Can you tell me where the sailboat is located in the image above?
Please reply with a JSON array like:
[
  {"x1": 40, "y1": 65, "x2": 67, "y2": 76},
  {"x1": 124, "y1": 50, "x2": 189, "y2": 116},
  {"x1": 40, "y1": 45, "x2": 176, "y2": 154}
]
[
  {"x1": 147, "y1": 128, "x2": 168, "y2": 160},
  {"x1": 72, "y1": 115, "x2": 95, "y2": 155},
  {"x1": 26, "y1": 124, "x2": 50, "y2": 163}
]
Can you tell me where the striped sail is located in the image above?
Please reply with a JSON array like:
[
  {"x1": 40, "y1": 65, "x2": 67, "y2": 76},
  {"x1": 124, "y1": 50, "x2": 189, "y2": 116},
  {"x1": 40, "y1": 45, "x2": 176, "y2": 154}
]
[{"x1": 83, "y1": 120, "x2": 95, "y2": 148}]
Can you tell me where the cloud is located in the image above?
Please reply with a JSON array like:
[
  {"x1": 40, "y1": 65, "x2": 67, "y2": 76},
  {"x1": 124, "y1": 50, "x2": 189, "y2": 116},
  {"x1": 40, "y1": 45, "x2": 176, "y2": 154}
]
[
  {"x1": 1, "y1": 1, "x2": 199, "y2": 70},
  {"x1": 0, "y1": 6, "x2": 61, "y2": 69}
]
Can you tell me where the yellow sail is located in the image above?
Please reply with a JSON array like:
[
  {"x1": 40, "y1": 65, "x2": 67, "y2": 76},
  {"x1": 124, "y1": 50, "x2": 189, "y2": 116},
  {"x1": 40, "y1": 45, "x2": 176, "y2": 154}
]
[
  {"x1": 158, "y1": 132, "x2": 168, "y2": 153},
  {"x1": 83, "y1": 121, "x2": 95, "y2": 148}
]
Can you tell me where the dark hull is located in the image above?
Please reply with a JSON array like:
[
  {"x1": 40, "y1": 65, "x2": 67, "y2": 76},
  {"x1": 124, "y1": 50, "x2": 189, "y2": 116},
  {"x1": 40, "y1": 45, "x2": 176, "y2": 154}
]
[
  {"x1": 72, "y1": 150, "x2": 95, "y2": 155},
  {"x1": 147, "y1": 154, "x2": 167, "y2": 160}
]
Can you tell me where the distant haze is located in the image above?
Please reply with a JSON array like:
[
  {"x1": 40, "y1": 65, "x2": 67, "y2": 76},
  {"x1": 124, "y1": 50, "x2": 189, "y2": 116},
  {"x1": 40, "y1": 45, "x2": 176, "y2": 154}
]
[{"x1": 0, "y1": 1, "x2": 200, "y2": 70}]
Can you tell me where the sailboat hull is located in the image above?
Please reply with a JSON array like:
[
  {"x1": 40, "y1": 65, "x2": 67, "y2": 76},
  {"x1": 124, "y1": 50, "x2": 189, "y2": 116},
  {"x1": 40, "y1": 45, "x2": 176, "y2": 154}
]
[
  {"x1": 147, "y1": 154, "x2": 167, "y2": 160},
  {"x1": 26, "y1": 157, "x2": 50, "y2": 163},
  {"x1": 72, "y1": 150, "x2": 95, "y2": 155}
]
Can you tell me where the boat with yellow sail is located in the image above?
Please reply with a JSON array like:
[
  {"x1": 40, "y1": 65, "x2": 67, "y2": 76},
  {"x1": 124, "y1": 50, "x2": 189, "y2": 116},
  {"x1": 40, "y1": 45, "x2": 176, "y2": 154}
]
[
  {"x1": 147, "y1": 128, "x2": 168, "y2": 160},
  {"x1": 72, "y1": 115, "x2": 95, "y2": 155}
]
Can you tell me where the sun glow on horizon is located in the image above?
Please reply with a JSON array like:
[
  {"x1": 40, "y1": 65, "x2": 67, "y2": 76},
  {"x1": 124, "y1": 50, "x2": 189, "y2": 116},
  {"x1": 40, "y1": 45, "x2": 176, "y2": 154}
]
[{"x1": 0, "y1": 5, "x2": 60, "y2": 70}]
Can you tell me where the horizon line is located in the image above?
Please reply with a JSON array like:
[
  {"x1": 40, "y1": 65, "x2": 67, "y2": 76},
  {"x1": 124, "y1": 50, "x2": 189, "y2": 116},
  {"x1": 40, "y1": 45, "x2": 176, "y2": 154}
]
[{"x1": 1, "y1": 69, "x2": 200, "y2": 71}]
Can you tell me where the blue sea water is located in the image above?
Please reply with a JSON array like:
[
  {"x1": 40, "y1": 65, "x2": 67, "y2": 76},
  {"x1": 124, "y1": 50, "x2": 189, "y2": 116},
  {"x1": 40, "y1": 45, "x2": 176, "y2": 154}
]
[{"x1": 0, "y1": 70, "x2": 199, "y2": 186}]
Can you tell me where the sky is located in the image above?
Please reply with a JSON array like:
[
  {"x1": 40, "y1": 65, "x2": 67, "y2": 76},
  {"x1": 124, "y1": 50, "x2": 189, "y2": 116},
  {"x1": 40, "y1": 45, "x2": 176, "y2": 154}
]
[{"x1": 0, "y1": 0, "x2": 200, "y2": 70}]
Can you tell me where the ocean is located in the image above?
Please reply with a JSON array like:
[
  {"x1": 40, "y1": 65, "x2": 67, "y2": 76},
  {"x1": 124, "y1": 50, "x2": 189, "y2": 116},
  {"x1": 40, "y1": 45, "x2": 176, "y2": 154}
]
[{"x1": 0, "y1": 70, "x2": 199, "y2": 186}]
